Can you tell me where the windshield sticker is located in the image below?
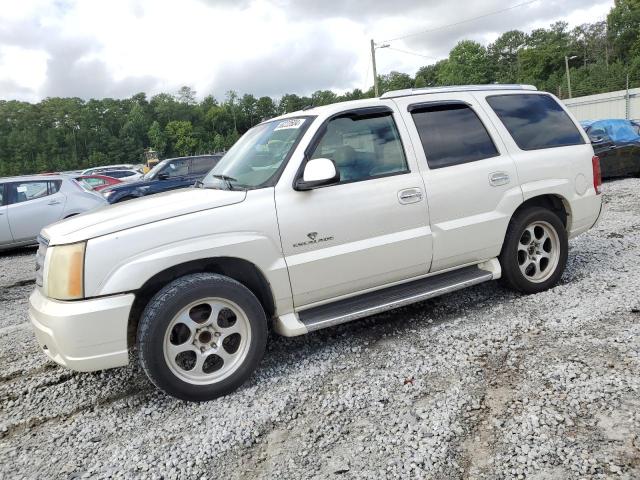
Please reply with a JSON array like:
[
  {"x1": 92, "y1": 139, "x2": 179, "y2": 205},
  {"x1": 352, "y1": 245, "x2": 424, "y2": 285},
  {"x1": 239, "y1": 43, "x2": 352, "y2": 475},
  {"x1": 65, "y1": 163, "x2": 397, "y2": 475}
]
[{"x1": 274, "y1": 118, "x2": 306, "y2": 131}]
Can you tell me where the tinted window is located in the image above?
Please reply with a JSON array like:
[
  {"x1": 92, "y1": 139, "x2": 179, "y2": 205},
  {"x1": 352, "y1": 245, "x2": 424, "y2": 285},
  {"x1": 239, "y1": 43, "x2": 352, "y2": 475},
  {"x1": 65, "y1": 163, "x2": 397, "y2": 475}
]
[
  {"x1": 487, "y1": 94, "x2": 585, "y2": 150},
  {"x1": 309, "y1": 112, "x2": 408, "y2": 183},
  {"x1": 9, "y1": 181, "x2": 51, "y2": 204},
  {"x1": 163, "y1": 160, "x2": 190, "y2": 178},
  {"x1": 108, "y1": 170, "x2": 136, "y2": 178},
  {"x1": 191, "y1": 156, "x2": 217, "y2": 175},
  {"x1": 411, "y1": 104, "x2": 498, "y2": 169},
  {"x1": 0, "y1": 184, "x2": 4, "y2": 206}
]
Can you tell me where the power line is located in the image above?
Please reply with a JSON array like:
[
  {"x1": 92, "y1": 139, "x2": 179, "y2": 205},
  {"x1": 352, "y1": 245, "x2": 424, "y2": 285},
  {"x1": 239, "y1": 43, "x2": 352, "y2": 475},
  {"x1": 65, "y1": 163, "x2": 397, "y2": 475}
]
[
  {"x1": 386, "y1": 46, "x2": 437, "y2": 60},
  {"x1": 382, "y1": 0, "x2": 539, "y2": 43}
]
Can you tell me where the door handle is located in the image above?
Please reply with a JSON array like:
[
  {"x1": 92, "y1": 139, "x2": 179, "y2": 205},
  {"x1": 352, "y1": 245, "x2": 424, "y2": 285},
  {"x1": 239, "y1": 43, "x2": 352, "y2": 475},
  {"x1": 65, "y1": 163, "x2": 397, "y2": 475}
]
[
  {"x1": 489, "y1": 172, "x2": 510, "y2": 187},
  {"x1": 398, "y1": 188, "x2": 423, "y2": 204},
  {"x1": 48, "y1": 200, "x2": 61, "y2": 206}
]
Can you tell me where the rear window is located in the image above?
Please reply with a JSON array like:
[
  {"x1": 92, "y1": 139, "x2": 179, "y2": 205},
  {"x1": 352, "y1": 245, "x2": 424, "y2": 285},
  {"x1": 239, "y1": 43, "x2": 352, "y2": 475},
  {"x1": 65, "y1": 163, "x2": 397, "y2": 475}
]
[
  {"x1": 486, "y1": 94, "x2": 585, "y2": 151},
  {"x1": 410, "y1": 103, "x2": 499, "y2": 169}
]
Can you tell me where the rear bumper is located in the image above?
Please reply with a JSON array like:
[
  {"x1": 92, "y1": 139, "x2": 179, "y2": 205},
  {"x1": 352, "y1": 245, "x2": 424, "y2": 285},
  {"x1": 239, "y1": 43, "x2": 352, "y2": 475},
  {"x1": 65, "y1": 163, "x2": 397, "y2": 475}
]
[
  {"x1": 569, "y1": 193, "x2": 603, "y2": 238},
  {"x1": 28, "y1": 288, "x2": 133, "y2": 372}
]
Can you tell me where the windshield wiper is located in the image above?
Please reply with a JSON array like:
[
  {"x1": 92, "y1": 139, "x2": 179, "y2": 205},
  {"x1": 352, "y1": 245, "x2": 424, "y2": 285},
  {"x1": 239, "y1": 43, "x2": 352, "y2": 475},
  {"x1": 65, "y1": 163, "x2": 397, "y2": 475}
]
[{"x1": 211, "y1": 174, "x2": 239, "y2": 190}]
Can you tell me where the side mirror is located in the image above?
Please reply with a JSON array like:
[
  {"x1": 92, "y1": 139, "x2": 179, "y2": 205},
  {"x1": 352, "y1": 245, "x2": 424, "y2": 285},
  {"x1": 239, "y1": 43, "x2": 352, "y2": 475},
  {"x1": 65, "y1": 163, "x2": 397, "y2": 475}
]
[
  {"x1": 158, "y1": 172, "x2": 169, "y2": 180},
  {"x1": 295, "y1": 158, "x2": 340, "y2": 191},
  {"x1": 590, "y1": 135, "x2": 605, "y2": 144}
]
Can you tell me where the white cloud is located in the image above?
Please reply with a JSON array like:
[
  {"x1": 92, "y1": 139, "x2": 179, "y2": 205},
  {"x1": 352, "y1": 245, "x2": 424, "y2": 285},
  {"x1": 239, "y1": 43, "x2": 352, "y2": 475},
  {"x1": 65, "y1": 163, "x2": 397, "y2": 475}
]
[{"x1": 0, "y1": 0, "x2": 615, "y2": 102}]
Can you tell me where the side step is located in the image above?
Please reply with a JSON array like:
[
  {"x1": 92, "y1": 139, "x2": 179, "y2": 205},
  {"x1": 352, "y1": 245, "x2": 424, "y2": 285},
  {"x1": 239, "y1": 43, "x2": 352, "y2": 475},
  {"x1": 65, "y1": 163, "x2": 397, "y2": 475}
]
[{"x1": 298, "y1": 265, "x2": 494, "y2": 332}]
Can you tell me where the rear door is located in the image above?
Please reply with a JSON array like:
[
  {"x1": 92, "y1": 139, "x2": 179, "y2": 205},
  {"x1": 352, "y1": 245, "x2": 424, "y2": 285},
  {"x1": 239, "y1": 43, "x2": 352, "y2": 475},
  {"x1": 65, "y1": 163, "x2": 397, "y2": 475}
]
[
  {"x1": 6, "y1": 180, "x2": 65, "y2": 242},
  {"x1": 394, "y1": 92, "x2": 523, "y2": 272},
  {"x1": 0, "y1": 184, "x2": 13, "y2": 246}
]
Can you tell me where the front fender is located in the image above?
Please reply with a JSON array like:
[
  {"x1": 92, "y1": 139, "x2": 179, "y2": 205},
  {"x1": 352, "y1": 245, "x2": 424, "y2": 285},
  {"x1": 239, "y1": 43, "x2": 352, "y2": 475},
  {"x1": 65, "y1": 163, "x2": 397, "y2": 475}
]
[{"x1": 83, "y1": 191, "x2": 293, "y2": 314}]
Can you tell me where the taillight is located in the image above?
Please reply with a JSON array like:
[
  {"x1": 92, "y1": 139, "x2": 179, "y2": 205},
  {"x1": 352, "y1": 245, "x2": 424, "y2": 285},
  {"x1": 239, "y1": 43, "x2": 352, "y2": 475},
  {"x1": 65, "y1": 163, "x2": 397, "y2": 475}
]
[{"x1": 592, "y1": 155, "x2": 602, "y2": 194}]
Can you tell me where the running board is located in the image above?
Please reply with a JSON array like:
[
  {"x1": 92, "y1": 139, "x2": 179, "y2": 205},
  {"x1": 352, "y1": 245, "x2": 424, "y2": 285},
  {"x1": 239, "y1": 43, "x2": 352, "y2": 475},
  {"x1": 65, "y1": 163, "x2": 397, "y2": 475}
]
[{"x1": 297, "y1": 265, "x2": 494, "y2": 333}]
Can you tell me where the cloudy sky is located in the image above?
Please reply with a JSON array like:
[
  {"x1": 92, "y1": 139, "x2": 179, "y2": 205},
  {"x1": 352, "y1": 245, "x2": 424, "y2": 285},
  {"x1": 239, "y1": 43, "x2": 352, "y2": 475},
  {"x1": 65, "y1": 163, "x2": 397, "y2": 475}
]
[{"x1": 0, "y1": 0, "x2": 614, "y2": 102}]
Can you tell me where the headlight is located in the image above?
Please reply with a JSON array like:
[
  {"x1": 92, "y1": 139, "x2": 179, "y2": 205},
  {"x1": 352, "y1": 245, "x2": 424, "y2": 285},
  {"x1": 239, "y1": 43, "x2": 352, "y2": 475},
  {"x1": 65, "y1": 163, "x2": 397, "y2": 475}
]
[{"x1": 45, "y1": 242, "x2": 86, "y2": 300}]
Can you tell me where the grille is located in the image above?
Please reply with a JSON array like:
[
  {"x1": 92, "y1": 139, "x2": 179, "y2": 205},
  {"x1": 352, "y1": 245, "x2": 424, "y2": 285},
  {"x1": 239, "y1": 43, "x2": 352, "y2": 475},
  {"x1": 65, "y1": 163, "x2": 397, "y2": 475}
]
[{"x1": 35, "y1": 235, "x2": 49, "y2": 287}]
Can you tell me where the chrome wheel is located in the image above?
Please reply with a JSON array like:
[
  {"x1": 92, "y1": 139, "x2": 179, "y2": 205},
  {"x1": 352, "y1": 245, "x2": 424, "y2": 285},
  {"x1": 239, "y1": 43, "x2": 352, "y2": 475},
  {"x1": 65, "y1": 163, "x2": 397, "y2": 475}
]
[
  {"x1": 517, "y1": 221, "x2": 560, "y2": 283},
  {"x1": 163, "y1": 298, "x2": 251, "y2": 385}
]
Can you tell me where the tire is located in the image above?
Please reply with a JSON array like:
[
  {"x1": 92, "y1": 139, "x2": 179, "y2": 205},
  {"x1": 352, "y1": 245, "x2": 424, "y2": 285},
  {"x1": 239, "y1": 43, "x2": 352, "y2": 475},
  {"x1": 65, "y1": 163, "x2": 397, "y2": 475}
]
[
  {"x1": 499, "y1": 206, "x2": 568, "y2": 294},
  {"x1": 137, "y1": 273, "x2": 268, "y2": 401}
]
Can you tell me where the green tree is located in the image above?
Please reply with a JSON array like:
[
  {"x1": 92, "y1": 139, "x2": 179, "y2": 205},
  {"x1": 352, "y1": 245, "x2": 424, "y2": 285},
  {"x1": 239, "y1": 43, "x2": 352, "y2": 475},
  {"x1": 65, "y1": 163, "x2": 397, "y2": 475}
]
[
  {"x1": 438, "y1": 41, "x2": 490, "y2": 85},
  {"x1": 488, "y1": 30, "x2": 526, "y2": 83},
  {"x1": 165, "y1": 120, "x2": 197, "y2": 156},
  {"x1": 148, "y1": 121, "x2": 167, "y2": 155},
  {"x1": 607, "y1": 0, "x2": 640, "y2": 63}
]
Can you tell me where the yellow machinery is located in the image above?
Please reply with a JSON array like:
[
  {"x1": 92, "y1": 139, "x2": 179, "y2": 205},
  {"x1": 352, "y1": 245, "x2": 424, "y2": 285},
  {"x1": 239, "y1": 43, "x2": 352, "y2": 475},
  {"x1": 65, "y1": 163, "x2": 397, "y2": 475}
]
[{"x1": 142, "y1": 148, "x2": 160, "y2": 173}]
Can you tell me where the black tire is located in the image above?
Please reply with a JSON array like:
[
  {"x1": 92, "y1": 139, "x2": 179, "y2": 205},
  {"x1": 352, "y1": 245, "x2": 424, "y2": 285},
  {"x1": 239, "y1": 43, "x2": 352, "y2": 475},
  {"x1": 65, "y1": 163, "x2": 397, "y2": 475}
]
[
  {"x1": 137, "y1": 273, "x2": 268, "y2": 401},
  {"x1": 499, "y1": 206, "x2": 568, "y2": 294}
]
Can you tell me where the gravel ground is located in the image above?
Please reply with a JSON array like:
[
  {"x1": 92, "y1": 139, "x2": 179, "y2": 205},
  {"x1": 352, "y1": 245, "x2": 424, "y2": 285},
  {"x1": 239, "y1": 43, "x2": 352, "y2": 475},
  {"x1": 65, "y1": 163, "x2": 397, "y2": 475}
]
[{"x1": 1, "y1": 179, "x2": 639, "y2": 480}]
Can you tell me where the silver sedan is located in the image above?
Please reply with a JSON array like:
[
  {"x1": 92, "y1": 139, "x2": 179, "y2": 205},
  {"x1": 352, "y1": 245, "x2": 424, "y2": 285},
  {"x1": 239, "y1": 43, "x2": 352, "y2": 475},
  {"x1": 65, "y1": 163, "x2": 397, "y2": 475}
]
[{"x1": 0, "y1": 175, "x2": 107, "y2": 252}]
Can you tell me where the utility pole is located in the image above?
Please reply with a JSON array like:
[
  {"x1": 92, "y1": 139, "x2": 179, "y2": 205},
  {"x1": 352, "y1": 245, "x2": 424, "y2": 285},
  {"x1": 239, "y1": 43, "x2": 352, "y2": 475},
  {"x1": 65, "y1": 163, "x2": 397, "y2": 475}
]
[
  {"x1": 370, "y1": 40, "x2": 390, "y2": 97},
  {"x1": 564, "y1": 55, "x2": 577, "y2": 99},
  {"x1": 371, "y1": 39, "x2": 379, "y2": 97},
  {"x1": 625, "y1": 73, "x2": 630, "y2": 120}
]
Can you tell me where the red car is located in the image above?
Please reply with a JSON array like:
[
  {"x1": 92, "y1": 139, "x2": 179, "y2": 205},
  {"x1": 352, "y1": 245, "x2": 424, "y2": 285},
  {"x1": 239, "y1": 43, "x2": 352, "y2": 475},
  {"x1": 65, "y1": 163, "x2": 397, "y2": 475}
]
[{"x1": 75, "y1": 174, "x2": 123, "y2": 192}]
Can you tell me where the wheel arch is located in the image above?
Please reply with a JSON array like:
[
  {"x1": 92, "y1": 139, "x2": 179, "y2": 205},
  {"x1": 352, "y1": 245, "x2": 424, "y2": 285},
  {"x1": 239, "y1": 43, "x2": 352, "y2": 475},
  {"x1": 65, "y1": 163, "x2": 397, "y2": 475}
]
[
  {"x1": 511, "y1": 193, "x2": 571, "y2": 229},
  {"x1": 127, "y1": 257, "x2": 275, "y2": 347}
]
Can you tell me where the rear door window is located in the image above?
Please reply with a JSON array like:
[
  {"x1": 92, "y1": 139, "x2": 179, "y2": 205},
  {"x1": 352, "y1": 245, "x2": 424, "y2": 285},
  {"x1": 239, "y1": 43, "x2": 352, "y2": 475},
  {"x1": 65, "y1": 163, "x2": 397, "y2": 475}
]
[
  {"x1": 486, "y1": 94, "x2": 585, "y2": 150},
  {"x1": 0, "y1": 184, "x2": 5, "y2": 206},
  {"x1": 410, "y1": 103, "x2": 499, "y2": 169}
]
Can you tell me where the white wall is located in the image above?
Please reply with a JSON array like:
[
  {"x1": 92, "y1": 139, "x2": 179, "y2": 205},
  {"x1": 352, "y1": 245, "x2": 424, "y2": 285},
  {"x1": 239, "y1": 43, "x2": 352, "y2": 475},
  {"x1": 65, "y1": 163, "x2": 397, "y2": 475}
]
[{"x1": 563, "y1": 88, "x2": 640, "y2": 121}]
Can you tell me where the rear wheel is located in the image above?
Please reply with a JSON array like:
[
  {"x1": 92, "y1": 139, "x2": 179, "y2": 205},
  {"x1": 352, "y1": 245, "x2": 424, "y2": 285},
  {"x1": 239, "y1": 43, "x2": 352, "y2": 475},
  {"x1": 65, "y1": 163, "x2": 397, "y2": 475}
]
[
  {"x1": 499, "y1": 207, "x2": 568, "y2": 294},
  {"x1": 137, "y1": 273, "x2": 267, "y2": 401}
]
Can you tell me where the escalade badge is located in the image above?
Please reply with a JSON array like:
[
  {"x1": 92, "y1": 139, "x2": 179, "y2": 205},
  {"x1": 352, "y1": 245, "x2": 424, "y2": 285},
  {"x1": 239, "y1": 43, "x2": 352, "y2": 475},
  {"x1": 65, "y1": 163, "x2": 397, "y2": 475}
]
[{"x1": 293, "y1": 232, "x2": 334, "y2": 248}]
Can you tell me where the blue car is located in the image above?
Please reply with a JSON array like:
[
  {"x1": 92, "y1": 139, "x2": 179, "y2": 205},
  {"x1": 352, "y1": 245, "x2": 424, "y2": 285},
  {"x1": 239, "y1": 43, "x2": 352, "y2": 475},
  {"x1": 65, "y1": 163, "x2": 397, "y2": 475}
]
[{"x1": 102, "y1": 155, "x2": 222, "y2": 204}]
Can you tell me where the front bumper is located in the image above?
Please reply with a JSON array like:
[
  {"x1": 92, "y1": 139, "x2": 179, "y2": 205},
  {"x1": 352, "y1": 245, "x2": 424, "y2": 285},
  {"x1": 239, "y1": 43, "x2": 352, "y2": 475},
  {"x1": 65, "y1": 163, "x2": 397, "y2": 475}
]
[{"x1": 28, "y1": 288, "x2": 134, "y2": 372}]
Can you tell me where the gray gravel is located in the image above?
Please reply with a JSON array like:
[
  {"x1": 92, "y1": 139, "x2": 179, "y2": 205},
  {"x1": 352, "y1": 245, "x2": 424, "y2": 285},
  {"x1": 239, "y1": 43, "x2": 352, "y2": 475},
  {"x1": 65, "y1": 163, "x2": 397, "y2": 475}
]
[{"x1": 1, "y1": 179, "x2": 639, "y2": 480}]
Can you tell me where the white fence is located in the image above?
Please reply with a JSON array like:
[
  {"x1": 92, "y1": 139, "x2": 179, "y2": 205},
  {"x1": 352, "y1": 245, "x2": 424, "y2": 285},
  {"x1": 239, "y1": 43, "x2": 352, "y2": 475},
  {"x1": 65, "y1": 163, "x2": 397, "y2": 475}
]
[{"x1": 563, "y1": 87, "x2": 640, "y2": 121}]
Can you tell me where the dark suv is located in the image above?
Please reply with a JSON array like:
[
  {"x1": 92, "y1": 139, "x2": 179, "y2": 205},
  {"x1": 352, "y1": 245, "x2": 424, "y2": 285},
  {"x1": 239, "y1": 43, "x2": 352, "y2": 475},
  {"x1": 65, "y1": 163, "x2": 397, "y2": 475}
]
[{"x1": 102, "y1": 155, "x2": 222, "y2": 203}]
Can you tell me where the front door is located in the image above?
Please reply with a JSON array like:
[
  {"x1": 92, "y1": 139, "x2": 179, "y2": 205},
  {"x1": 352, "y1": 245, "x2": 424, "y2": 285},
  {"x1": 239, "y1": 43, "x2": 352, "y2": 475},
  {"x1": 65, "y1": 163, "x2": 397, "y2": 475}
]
[
  {"x1": 393, "y1": 93, "x2": 523, "y2": 272},
  {"x1": 0, "y1": 184, "x2": 12, "y2": 245},
  {"x1": 275, "y1": 107, "x2": 432, "y2": 307},
  {"x1": 6, "y1": 180, "x2": 65, "y2": 242}
]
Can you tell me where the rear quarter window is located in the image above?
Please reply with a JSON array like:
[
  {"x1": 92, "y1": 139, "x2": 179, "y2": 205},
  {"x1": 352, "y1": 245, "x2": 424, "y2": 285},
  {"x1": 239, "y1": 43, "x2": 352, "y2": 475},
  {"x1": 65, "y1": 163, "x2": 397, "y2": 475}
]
[{"x1": 486, "y1": 94, "x2": 585, "y2": 151}]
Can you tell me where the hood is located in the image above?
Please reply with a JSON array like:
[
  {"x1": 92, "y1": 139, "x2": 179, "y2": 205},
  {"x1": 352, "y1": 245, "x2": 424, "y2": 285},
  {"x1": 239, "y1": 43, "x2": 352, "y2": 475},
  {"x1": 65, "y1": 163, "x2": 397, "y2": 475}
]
[{"x1": 43, "y1": 187, "x2": 246, "y2": 245}]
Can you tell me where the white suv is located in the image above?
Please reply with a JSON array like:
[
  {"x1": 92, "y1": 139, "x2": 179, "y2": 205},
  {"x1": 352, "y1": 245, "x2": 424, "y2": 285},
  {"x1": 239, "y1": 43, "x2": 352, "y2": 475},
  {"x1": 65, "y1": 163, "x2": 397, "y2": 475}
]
[{"x1": 29, "y1": 85, "x2": 602, "y2": 401}]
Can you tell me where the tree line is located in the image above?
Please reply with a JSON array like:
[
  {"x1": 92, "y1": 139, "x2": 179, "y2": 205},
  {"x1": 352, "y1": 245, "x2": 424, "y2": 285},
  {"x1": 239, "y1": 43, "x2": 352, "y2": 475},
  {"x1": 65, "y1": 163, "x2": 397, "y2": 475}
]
[{"x1": 0, "y1": 0, "x2": 638, "y2": 176}]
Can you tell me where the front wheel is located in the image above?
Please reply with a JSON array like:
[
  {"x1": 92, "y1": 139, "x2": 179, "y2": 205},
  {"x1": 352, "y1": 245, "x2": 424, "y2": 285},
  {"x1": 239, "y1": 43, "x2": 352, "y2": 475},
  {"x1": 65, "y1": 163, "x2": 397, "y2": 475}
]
[
  {"x1": 137, "y1": 273, "x2": 267, "y2": 401},
  {"x1": 499, "y1": 207, "x2": 568, "y2": 294}
]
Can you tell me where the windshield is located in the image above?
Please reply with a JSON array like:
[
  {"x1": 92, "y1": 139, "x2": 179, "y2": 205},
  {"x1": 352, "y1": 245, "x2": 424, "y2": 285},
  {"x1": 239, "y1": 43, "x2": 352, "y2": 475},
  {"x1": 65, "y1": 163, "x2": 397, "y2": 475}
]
[
  {"x1": 143, "y1": 159, "x2": 169, "y2": 180},
  {"x1": 202, "y1": 117, "x2": 310, "y2": 189}
]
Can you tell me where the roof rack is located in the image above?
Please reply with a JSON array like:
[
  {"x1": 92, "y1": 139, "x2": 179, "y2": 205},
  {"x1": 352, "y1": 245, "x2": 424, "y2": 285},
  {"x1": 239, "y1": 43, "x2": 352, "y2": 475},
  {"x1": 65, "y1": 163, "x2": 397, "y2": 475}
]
[{"x1": 380, "y1": 84, "x2": 537, "y2": 99}]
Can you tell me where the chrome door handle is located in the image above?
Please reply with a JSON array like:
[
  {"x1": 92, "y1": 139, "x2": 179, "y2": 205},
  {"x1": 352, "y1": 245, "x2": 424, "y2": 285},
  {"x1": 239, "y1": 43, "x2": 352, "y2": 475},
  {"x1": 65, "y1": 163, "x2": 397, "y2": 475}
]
[
  {"x1": 398, "y1": 188, "x2": 423, "y2": 204},
  {"x1": 48, "y1": 201, "x2": 61, "y2": 205},
  {"x1": 489, "y1": 172, "x2": 510, "y2": 187}
]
